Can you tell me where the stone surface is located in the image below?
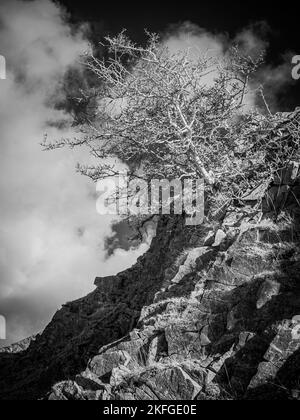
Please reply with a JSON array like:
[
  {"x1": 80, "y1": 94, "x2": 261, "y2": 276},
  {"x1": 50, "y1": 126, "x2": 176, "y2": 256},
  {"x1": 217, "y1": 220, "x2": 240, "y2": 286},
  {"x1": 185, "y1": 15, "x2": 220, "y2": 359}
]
[
  {"x1": 212, "y1": 230, "x2": 227, "y2": 247},
  {"x1": 256, "y1": 280, "x2": 281, "y2": 309}
]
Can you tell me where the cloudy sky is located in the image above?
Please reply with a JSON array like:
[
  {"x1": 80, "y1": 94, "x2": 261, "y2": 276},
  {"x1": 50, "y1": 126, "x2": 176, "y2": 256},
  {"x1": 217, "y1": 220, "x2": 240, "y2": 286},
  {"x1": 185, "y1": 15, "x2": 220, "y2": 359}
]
[
  {"x1": 0, "y1": 0, "x2": 151, "y2": 346},
  {"x1": 0, "y1": 0, "x2": 298, "y2": 346}
]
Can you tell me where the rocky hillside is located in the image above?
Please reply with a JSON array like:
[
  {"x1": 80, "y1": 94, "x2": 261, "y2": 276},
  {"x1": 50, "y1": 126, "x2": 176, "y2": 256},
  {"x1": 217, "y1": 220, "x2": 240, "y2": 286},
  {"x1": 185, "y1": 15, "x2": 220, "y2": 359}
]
[{"x1": 1, "y1": 118, "x2": 300, "y2": 400}]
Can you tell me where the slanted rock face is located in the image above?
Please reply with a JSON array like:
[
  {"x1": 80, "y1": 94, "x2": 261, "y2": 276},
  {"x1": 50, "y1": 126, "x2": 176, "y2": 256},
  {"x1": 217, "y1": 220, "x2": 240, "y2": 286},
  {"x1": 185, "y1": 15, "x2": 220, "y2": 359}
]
[
  {"x1": 0, "y1": 216, "x2": 212, "y2": 400},
  {"x1": 1, "y1": 162, "x2": 300, "y2": 399},
  {"x1": 256, "y1": 279, "x2": 281, "y2": 310}
]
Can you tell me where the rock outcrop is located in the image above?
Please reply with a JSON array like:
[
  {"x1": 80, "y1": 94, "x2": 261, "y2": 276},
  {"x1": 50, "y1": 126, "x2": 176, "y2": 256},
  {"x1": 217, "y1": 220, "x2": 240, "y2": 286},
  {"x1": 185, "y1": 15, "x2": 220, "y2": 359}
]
[{"x1": 1, "y1": 124, "x2": 300, "y2": 400}]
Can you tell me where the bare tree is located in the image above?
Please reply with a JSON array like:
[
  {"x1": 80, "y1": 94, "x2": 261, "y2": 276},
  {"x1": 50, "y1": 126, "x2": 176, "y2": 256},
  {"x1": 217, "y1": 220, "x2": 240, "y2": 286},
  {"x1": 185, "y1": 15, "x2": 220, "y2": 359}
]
[{"x1": 44, "y1": 32, "x2": 300, "y2": 219}]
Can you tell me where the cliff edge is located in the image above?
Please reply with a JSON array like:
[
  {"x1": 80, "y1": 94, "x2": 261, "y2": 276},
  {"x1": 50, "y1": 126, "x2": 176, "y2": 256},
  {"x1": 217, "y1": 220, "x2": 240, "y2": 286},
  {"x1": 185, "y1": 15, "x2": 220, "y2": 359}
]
[{"x1": 1, "y1": 114, "x2": 300, "y2": 400}]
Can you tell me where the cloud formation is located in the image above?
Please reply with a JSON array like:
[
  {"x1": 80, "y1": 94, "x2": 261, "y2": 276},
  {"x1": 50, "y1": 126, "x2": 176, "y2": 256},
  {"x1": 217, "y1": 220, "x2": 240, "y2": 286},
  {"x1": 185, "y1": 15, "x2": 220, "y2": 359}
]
[
  {"x1": 0, "y1": 0, "x2": 146, "y2": 346},
  {"x1": 163, "y1": 21, "x2": 295, "y2": 112}
]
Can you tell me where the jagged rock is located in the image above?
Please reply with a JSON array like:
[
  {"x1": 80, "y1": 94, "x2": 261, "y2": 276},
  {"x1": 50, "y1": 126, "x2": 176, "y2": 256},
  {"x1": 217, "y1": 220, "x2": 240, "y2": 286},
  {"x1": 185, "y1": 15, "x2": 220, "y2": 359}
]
[
  {"x1": 110, "y1": 365, "x2": 134, "y2": 387},
  {"x1": 170, "y1": 247, "x2": 211, "y2": 284},
  {"x1": 49, "y1": 381, "x2": 85, "y2": 400},
  {"x1": 199, "y1": 326, "x2": 211, "y2": 347},
  {"x1": 223, "y1": 211, "x2": 246, "y2": 227},
  {"x1": 212, "y1": 229, "x2": 227, "y2": 247},
  {"x1": 291, "y1": 316, "x2": 300, "y2": 340},
  {"x1": 246, "y1": 321, "x2": 300, "y2": 399},
  {"x1": 242, "y1": 181, "x2": 270, "y2": 202},
  {"x1": 204, "y1": 231, "x2": 216, "y2": 246},
  {"x1": 94, "y1": 275, "x2": 122, "y2": 290},
  {"x1": 237, "y1": 332, "x2": 256, "y2": 349},
  {"x1": 165, "y1": 324, "x2": 203, "y2": 358},
  {"x1": 256, "y1": 279, "x2": 281, "y2": 309},
  {"x1": 264, "y1": 322, "x2": 300, "y2": 368},
  {"x1": 89, "y1": 350, "x2": 134, "y2": 381},
  {"x1": 147, "y1": 333, "x2": 168, "y2": 364},
  {"x1": 144, "y1": 365, "x2": 203, "y2": 400},
  {"x1": 1, "y1": 153, "x2": 300, "y2": 400},
  {"x1": 0, "y1": 335, "x2": 37, "y2": 354},
  {"x1": 75, "y1": 370, "x2": 105, "y2": 391}
]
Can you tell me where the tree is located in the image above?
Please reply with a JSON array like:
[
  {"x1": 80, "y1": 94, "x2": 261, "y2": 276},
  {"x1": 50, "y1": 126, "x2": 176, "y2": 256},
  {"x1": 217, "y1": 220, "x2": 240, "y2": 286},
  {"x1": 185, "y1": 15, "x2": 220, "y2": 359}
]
[{"x1": 43, "y1": 31, "x2": 300, "y2": 220}]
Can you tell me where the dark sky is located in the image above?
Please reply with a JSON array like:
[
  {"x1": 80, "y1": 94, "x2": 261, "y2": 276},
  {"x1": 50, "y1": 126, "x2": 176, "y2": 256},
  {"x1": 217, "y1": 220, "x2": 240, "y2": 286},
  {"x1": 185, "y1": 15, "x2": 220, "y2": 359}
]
[
  {"x1": 59, "y1": 1, "x2": 298, "y2": 56},
  {"x1": 59, "y1": 0, "x2": 300, "y2": 110}
]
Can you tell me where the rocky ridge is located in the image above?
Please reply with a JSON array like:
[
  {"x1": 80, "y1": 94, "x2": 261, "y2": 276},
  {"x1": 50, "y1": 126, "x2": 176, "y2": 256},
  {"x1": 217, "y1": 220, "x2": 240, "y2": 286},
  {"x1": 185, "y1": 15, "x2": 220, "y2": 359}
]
[{"x1": 1, "y1": 121, "x2": 300, "y2": 400}]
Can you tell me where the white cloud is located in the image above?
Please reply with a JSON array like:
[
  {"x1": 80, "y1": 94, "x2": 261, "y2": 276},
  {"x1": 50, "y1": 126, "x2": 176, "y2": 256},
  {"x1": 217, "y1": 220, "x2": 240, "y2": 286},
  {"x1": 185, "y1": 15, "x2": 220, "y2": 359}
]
[
  {"x1": 162, "y1": 21, "x2": 294, "y2": 112},
  {"x1": 0, "y1": 0, "x2": 147, "y2": 346},
  {"x1": 163, "y1": 21, "x2": 227, "y2": 58}
]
